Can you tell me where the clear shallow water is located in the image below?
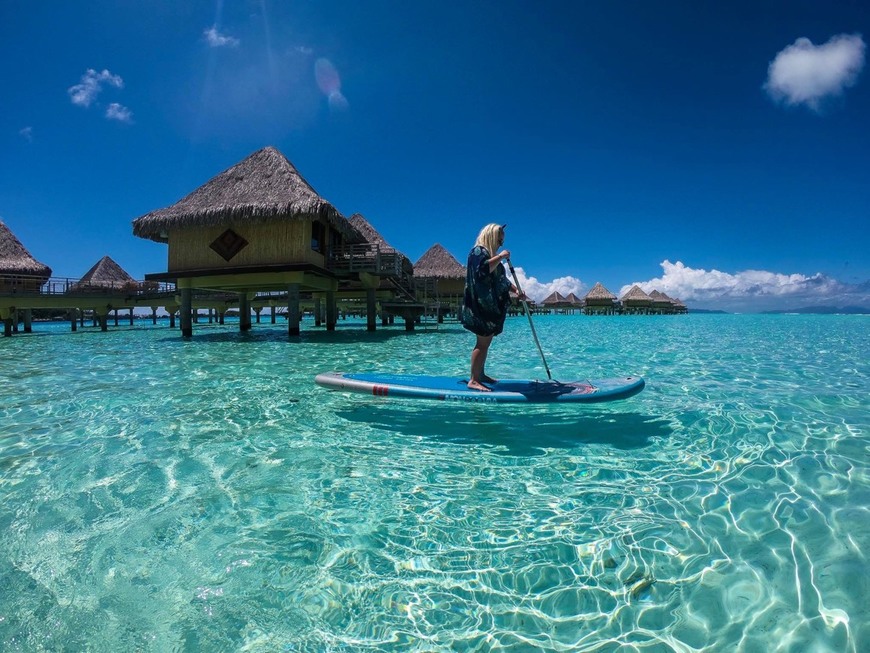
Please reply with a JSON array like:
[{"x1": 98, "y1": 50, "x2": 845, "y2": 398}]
[{"x1": 0, "y1": 314, "x2": 867, "y2": 652}]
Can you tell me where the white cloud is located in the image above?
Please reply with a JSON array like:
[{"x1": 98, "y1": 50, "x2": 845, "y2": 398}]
[
  {"x1": 68, "y1": 69, "x2": 124, "y2": 108},
  {"x1": 622, "y1": 260, "x2": 867, "y2": 311},
  {"x1": 19, "y1": 126, "x2": 33, "y2": 142},
  {"x1": 513, "y1": 267, "x2": 584, "y2": 304},
  {"x1": 106, "y1": 103, "x2": 133, "y2": 123},
  {"x1": 204, "y1": 25, "x2": 240, "y2": 48},
  {"x1": 764, "y1": 34, "x2": 865, "y2": 111}
]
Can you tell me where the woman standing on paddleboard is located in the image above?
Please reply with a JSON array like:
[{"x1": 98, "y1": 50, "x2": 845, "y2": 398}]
[{"x1": 460, "y1": 223, "x2": 524, "y2": 391}]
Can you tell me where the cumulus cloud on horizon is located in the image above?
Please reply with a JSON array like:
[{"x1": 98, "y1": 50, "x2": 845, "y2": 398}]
[
  {"x1": 513, "y1": 267, "x2": 584, "y2": 304},
  {"x1": 764, "y1": 34, "x2": 866, "y2": 111},
  {"x1": 622, "y1": 260, "x2": 868, "y2": 310},
  {"x1": 204, "y1": 25, "x2": 239, "y2": 48}
]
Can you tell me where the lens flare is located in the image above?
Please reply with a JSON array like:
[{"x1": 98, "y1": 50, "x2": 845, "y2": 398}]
[{"x1": 315, "y1": 58, "x2": 348, "y2": 110}]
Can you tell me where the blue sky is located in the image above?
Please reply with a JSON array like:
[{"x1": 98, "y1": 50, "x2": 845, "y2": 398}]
[{"x1": 1, "y1": 1, "x2": 868, "y2": 311}]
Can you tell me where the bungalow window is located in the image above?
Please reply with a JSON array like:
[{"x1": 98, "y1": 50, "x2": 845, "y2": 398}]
[{"x1": 311, "y1": 221, "x2": 326, "y2": 254}]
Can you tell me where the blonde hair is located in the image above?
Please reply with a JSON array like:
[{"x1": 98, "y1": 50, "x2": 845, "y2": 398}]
[{"x1": 474, "y1": 223, "x2": 504, "y2": 257}]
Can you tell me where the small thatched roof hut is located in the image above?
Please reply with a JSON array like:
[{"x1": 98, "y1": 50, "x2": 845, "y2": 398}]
[
  {"x1": 414, "y1": 244, "x2": 465, "y2": 280},
  {"x1": 132, "y1": 146, "x2": 363, "y2": 244},
  {"x1": 541, "y1": 291, "x2": 569, "y2": 306},
  {"x1": 565, "y1": 292, "x2": 584, "y2": 307},
  {"x1": 71, "y1": 256, "x2": 135, "y2": 292},
  {"x1": 0, "y1": 219, "x2": 52, "y2": 278}
]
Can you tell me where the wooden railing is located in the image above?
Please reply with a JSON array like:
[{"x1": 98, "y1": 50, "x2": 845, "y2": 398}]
[
  {"x1": 0, "y1": 274, "x2": 176, "y2": 296},
  {"x1": 327, "y1": 244, "x2": 405, "y2": 277}
]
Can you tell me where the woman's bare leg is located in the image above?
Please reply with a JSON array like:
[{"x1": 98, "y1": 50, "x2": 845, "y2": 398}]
[{"x1": 469, "y1": 334, "x2": 494, "y2": 391}]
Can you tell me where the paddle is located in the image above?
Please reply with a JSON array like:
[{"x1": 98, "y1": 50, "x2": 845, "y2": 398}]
[{"x1": 506, "y1": 259, "x2": 553, "y2": 380}]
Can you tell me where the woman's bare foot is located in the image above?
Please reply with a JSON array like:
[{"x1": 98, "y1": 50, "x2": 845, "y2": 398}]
[
  {"x1": 481, "y1": 374, "x2": 498, "y2": 384},
  {"x1": 467, "y1": 380, "x2": 492, "y2": 392}
]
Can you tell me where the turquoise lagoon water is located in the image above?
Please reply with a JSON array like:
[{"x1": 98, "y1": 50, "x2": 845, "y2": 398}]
[{"x1": 0, "y1": 314, "x2": 867, "y2": 652}]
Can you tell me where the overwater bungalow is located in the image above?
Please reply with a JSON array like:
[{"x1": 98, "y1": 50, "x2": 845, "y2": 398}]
[
  {"x1": 133, "y1": 146, "x2": 415, "y2": 337},
  {"x1": 413, "y1": 244, "x2": 466, "y2": 321},
  {"x1": 648, "y1": 289, "x2": 675, "y2": 314},
  {"x1": 347, "y1": 213, "x2": 417, "y2": 322},
  {"x1": 621, "y1": 285, "x2": 653, "y2": 315},
  {"x1": 583, "y1": 282, "x2": 617, "y2": 315},
  {"x1": 70, "y1": 255, "x2": 136, "y2": 293},
  {"x1": 565, "y1": 293, "x2": 584, "y2": 312},
  {"x1": 0, "y1": 219, "x2": 52, "y2": 334},
  {"x1": 68, "y1": 256, "x2": 141, "y2": 329},
  {"x1": 541, "y1": 291, "x2": 570, "y2": 313}
]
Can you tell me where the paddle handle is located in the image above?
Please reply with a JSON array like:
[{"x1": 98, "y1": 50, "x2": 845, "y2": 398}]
[{"x1": 506, "y1": 259, "x2": 552, "y2": 380}]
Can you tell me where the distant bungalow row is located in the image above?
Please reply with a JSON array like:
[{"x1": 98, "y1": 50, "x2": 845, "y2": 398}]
[{"x1": 0, "y1": 146, "x2": 686, "y2": 338}]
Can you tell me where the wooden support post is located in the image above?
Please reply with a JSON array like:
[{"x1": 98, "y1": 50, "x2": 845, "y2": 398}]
[
  {"x1": 70, "y1": 309, "x2": 78, "y2": 332},
  {"x1": 180, "y1": 289, "x2": 193, "y2": 337},
  {"x1": 12, "y1": 310, "x2": 19, "y2": 333},
  {"x1": 325, "y1": 291, "x2": 337, "y2": 331},
  {"x1": 95, "y1": 308, "x2": 109, "y2": 332},
  {"x1": 255, "y1": 307, "x2": 262, "y2": 324},
  {"x1": 114, "y1": 310, "x2": 119, "y2": 327},
  {"x1": 23, "y1": 308, "x2": 32, "y2": 333},
  {"x1": 287, "y1": 283, "x2": 300, "y2": 336},
  {"x1": 152, "y1": 307, "x2": 158, "y2": 325},
  {"x1": 366, "y1": 288, "x2": 377, "y2": 332},
  {"x1": 314, "y1": 298, "x2": 322, "y2": 327},
  {"x1": 239, "y1": 293, "x2": 251, "y2": 331},
  {"x1": 271, "y1": 305, "x2": 276, "y2": 324},
  {"x1": 219, "y1": 311, "x2": 225, "y2": 325},
  {"x1": 129, "y1": 308, "x2": 134, "y2": 326},
  {"x1": 1, "y1": 308, "x2": 12, "y2": 337}
]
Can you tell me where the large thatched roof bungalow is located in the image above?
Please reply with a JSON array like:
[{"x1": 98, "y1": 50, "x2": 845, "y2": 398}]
[
  {"x1": 621, "y1": 285, "x2": 653, "y2": 314},
  {"x1": 583, "y1": 282, "x2": 617, "y2": 315},
  {"x1": 0, "y1": 219, "x2": 52, "y2": 292},
  {"x1": 132, "y1": 146, "x2": 372, "y2": 336},
  {"x1": 413, "y1": 243, "x2": 466, "y2": 319}
]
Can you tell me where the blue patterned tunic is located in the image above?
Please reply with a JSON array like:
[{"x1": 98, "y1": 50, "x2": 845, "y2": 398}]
[{"x1": 460, "y1": 245, "x2": 512, "y2": 336}]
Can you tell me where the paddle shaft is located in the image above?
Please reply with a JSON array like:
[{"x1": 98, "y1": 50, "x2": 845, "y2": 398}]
[{"x1": 506, "y1": 259, "x2": 553, "y2": 380}]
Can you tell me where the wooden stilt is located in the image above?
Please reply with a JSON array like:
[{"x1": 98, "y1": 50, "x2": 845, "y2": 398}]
[
  {"x1": 325, "y1": 291, "x2": 337, "y2": 331},
  {"x1": 239, "y1": 293, "x2": 251, "y2": 331},
  {"x1": 366, "y1": 288, "x2": 377, "y2": 332},
  {"x1": 287, "y1": 283, "x2": 300, "y2": 336},
  {"x1": 180, "y1": 289, "x2": 192, "y2": 337}
]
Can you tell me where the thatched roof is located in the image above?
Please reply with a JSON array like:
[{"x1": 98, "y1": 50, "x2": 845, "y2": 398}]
[
  {"x1": 0, "y1": 219, "x2": 52, "y2": 278},
  {"x1": 649, "y1": 289, "x2": 677, "y2": 306},
  {"x1": 349, "y1": 213, "x2": 394, "y2": 251},
  {"x1": 77, "y1": 256, "x2": 135, "y2": 287},
  {"x1": 621, "y1": 285, "x2": 652, "y2": 303},
  {"x1": 585, "y1": 282, "x2": 616, "y2": 301},
  {"x1": 349, "y1": 213, "x2": 414, "y2": 275},
  {"x1": 132, "y1": 146, "x2": 363, "y2": 244},
  {"x1": 414, "y1": 243, "x2": 465, "y2": 279},
  {"x1": 542, "y1": 291, "x2": 568, "y2": 305},
  {"x1": 565, "y1": 292, "x2": 584, "y2": 306}
]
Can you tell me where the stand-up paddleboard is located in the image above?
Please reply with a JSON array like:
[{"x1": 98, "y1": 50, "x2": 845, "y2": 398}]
[{"x1": 315, "y1": 372, "x2": 645, "y2": 404}]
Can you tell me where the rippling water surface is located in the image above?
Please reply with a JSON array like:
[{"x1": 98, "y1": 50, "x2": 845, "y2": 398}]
[{"x1": 0, "y1": 314, "x2": 867, "y2": 651}]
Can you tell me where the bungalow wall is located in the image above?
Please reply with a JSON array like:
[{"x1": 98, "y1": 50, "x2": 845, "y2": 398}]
[{"x1": 167, "y1": 221, "x2": 330, "y2": 271}]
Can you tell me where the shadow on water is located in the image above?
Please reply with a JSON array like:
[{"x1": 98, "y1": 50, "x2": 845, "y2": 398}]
[{"x1": 336, "y1": 403, "x2": 673, "y2": 456}]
